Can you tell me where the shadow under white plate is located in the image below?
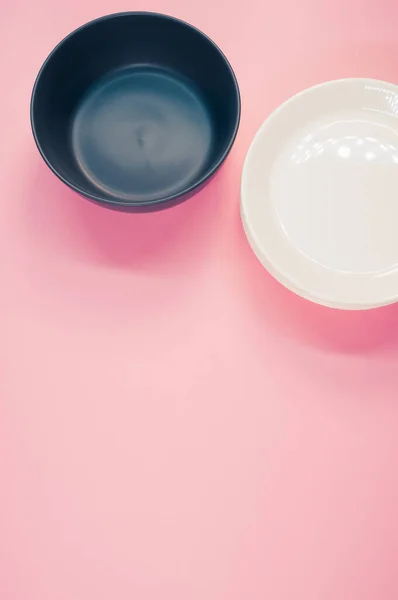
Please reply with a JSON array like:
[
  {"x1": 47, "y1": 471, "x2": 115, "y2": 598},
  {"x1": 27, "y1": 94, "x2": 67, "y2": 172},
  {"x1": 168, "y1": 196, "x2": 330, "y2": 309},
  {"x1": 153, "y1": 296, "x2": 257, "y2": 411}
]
[{"x1": 241, "y1": 78, "x2": 398, "y2": 309}]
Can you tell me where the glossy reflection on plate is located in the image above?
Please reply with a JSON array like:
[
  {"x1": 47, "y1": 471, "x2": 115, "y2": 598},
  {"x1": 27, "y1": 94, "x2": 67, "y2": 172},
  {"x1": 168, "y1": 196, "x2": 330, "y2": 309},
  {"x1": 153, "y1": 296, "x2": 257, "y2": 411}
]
[{"x1": 241, "y1": 79, "x2": 398, "y2": 309}]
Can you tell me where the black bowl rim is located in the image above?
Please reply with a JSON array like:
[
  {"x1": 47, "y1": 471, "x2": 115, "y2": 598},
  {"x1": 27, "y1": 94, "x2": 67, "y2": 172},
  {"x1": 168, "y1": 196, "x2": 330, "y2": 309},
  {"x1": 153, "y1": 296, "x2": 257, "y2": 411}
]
[{"x1": 30, "y1": 11, "x2": 241, "y2": 208}]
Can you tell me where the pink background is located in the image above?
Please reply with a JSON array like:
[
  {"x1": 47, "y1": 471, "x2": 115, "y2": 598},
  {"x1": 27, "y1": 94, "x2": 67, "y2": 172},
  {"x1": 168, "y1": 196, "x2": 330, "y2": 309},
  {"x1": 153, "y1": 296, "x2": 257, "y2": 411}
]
[{"x1": 2, "y1": 0, "x2": 398, "y2": 598}]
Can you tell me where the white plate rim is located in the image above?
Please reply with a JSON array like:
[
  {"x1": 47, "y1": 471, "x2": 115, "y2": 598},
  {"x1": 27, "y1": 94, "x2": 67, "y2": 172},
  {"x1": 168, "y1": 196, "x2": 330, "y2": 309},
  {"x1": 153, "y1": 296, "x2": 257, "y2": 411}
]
[{"x1": 241, "y1": 202, "x2": 395, "y2": 311}]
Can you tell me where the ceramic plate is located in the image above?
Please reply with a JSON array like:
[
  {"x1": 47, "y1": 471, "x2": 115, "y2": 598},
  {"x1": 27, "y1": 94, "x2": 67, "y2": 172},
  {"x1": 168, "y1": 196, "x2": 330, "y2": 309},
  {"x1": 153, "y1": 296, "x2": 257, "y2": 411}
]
[{"x1": 241, "y1": 78, "x2": 398, "y2": 309}]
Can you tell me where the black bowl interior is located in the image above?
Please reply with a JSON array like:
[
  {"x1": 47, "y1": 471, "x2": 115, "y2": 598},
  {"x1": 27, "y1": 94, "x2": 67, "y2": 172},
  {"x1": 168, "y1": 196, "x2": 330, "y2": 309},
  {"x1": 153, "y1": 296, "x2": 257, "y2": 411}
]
[{"x1": 31, "y1": 13, "x2": 240, "y2": 207}]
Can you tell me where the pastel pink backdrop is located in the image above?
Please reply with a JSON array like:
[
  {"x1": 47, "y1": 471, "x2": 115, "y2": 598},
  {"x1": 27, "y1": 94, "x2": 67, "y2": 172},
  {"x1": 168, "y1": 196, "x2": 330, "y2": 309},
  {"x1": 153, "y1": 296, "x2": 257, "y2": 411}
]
[{"x1": 2, "y1": 0, "x2": 398, "y2": 598}]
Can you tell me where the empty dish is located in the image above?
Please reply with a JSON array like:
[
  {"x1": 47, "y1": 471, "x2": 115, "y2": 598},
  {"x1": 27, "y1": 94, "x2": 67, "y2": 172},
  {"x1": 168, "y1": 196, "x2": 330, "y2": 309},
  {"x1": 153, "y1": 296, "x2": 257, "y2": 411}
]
[
  {"x1": 31, "y1": 12, "x2": 240, "y2": 211},
  {"x1": 241, "y1": 78, "x2": 398, "y2": 309}
]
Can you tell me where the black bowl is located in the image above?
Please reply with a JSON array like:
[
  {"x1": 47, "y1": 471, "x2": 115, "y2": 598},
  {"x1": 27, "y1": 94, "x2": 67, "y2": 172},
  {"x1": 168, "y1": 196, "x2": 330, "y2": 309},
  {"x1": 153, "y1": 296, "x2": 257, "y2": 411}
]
[{"x1": 31, "y1": 12, "x2": 241, "y2": 211}]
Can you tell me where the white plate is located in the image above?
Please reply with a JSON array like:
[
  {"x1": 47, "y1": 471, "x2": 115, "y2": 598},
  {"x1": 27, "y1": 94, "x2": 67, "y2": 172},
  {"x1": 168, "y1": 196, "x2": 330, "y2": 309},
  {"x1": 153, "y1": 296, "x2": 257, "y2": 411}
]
[{"x1": 241, "y1": 78, "x2": 398, "y2": 309}]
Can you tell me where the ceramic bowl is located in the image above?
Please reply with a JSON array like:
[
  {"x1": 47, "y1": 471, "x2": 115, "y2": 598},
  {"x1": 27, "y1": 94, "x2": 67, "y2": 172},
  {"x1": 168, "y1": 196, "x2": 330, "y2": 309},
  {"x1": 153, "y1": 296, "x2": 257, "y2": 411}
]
[
  {"x1": 31, "y1": 12, "x2": 240, "y2": 211},
  {"x1": 241, "y1": 78, "x2": 398, "y2": 309}
]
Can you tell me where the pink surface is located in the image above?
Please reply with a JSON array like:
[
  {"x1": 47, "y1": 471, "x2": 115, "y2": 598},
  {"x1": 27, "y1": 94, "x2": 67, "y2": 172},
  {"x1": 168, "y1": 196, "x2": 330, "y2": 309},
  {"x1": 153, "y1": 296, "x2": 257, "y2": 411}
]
[{"x1": 2, "y1": 1, "x2": 398, "y2": 598}]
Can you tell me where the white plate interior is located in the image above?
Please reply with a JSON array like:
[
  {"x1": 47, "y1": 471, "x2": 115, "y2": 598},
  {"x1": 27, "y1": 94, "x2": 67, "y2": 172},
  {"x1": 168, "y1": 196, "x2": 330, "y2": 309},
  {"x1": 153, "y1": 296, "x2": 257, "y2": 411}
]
[{"x1": 241, "y1": 79, "x2": 398, "y2": 309}]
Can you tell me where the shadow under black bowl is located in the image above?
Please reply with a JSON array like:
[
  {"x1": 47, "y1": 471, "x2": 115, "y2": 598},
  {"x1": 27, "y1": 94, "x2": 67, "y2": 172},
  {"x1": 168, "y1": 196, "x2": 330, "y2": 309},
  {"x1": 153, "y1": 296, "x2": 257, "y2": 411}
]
[{"x1": 31, "y1": 12, "x2": 241, "y2": 211}]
